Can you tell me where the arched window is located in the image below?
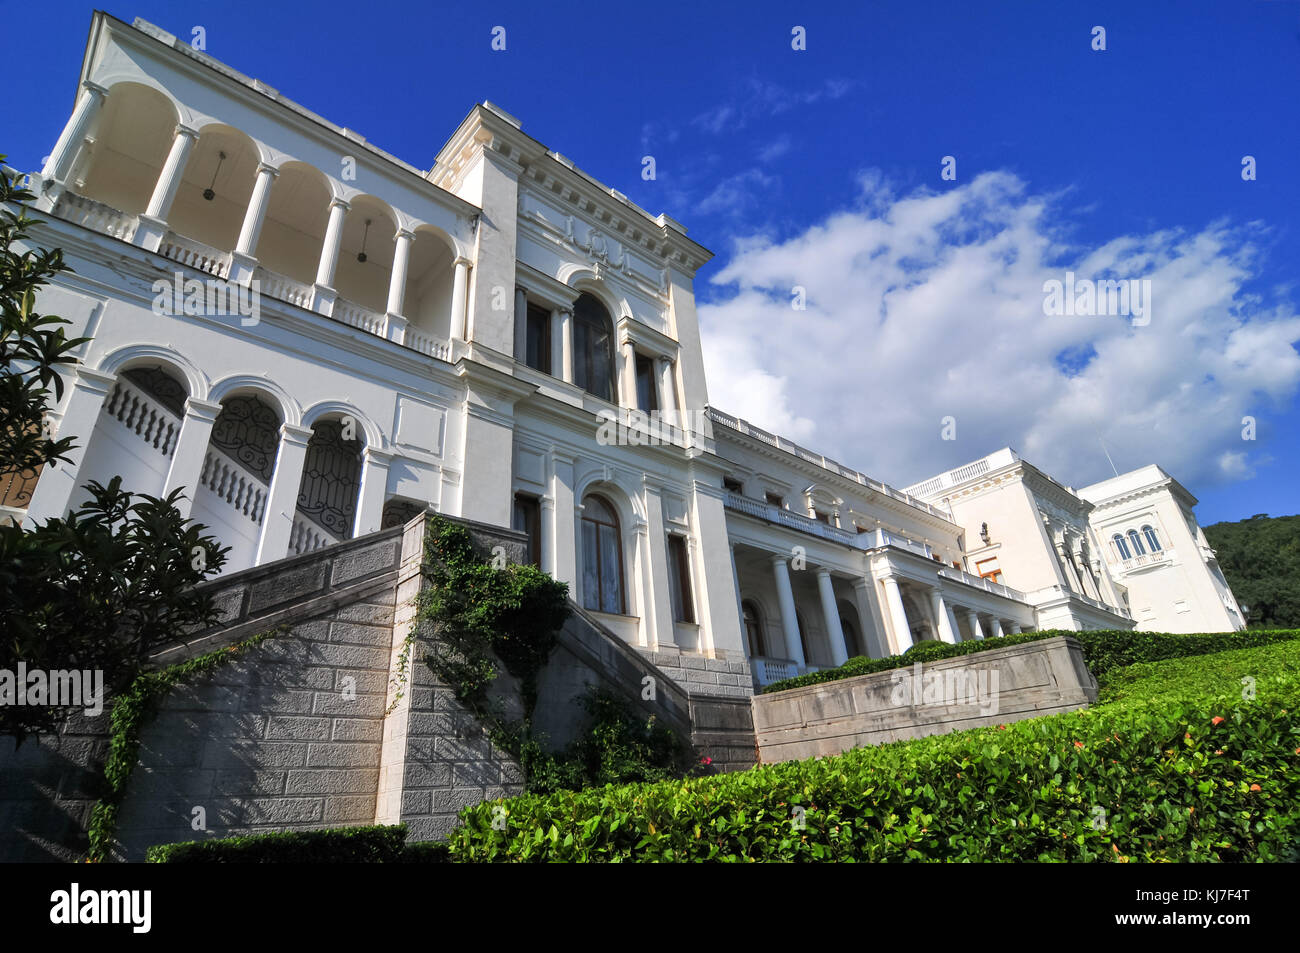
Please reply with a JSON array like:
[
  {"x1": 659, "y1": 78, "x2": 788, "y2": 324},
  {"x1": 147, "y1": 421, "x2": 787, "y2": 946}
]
[
  {"x1": 1128, "y1": 529, "x2": 1146, "y2": 556},
  {"x1": 1142, "y1": 524, "x2": 1161, "y2": 552},
  {"x1": 572, "y1": 293, "x2": 615, "y2": 402},
  {"x1": 581, "y1": 494, "x2": 625, "y2": 614},
  {"x1": 742, "y1": 600, "x2": 766, "y2": 657},
  {"x1": 1112, "y1": 533, "x2": 1131, "y2": 561}
]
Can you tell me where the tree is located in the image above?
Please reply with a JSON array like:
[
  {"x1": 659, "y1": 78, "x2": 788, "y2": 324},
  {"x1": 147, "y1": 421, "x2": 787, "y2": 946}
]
[
  {"x1": 1203, "y1": 513, "x2": 1300, "y2": 629},
  {"x1": 1, "y1": 160, "x2": 229, "y2": 744}
]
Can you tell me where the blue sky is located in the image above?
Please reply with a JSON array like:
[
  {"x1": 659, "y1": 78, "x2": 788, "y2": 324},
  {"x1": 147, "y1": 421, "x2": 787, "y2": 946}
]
[{"x1": 7, "y1": 0, "x2": 1299, "y2": 524}]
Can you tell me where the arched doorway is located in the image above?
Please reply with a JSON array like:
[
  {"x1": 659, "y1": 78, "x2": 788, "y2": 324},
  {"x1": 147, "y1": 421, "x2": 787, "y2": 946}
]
[
  {"x1": 291, "y1": 416, "x2": 364, "y2": 554},
  {"x1": 191, "y1": 392, "x2": 282, "y2": 570},
  {"x1": 742, "y1": 599, "x2": 767, "y2": 658}
]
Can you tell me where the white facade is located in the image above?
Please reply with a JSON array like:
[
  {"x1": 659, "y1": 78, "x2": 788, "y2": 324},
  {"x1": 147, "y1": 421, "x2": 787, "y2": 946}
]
[
  {"x1": 1078, "y1": 467, "x2": 1245, "y2": 633},
  {"x1": 10, "y1": 15, "x2": 1241, "y2": 696}
]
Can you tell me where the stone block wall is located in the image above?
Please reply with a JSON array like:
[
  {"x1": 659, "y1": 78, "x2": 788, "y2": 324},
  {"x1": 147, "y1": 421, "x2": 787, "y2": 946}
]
[{"x1": 751, "y1": 636, "x2": 1097, "y2": 763}]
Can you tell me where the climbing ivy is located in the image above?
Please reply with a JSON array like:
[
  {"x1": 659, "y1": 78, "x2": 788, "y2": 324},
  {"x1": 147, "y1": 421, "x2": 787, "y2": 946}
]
[
  {"x1": 415, "y1": 515, "x2": 692, "y2": 793},
  {"x1": 84, "y1": 628, "x2": 282, "y2": 863}
]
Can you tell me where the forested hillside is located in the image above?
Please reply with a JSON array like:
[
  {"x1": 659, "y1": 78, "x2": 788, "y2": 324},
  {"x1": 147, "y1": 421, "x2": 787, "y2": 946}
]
[{"x1": 1203, "y1": 513, "x2": 1300, "y2": 628}]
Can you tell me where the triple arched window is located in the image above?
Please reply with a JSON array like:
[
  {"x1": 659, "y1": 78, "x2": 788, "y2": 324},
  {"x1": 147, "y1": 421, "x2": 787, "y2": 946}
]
[{"x1": 1113, "y1": 524, "x2": 1163, "y2": 561}]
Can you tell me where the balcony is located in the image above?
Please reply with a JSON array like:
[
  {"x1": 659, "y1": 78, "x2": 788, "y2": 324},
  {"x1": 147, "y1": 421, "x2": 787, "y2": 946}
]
[
  {"x1": 751, "y1": 657, "x2": 816, "y2": 687},
  {"x1": 707, "y1": 408, "x2": 951, "y2": 521},
  {"x1": 1117, "y1": 549, "x2": 1172, "y2": 574},
  {"x1": 723, "y1": 490, "x2": 937, "y2": 559}
]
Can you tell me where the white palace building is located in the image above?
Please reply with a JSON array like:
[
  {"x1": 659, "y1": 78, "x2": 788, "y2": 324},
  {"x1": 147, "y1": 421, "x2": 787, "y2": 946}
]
[{"x1": 7, "y1": 14, "x2": 1245, "y2": 693}]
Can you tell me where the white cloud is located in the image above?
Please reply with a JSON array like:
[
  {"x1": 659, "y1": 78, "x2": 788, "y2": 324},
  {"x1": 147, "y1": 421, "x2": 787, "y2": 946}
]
[{"x1": 698, "y1": 171, "x2": 1300, "y2": 492}]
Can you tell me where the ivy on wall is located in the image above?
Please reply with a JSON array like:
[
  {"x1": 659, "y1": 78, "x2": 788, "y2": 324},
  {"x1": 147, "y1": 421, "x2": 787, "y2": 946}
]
[
  {"x1": 85, "y1": 628, "x2": 283, "y2": 863},
  {"x1": 415, "y1": 514, "x2": 692, "y2": 793}
]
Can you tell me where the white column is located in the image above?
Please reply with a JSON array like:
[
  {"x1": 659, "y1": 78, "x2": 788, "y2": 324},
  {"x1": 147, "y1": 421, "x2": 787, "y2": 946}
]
[
  {"x1": 162, "y1": 397, "x2": 223, "y2": 519},
  {"x1": 989, "y1": 618, "x2": 1006, "y2": 639},
  {"x1": 386, "y1": 229, "x2": 415, "y2": 318},
  {"x1": 966, "y1": 609, "x2": 986, "y2": 640},
  {"x1": 657, "y1": 356, "x2": 678, "y2": 419},
  {"x1": 771, "y1": 556, "x2": 806, "y2": 668},
  {"x1": 144, "y1": 125, "x2": 199, "y2": 221},
  {"x1": 1008, "y1": 621, "x2": 1022, "y2": 634},
  {"x1": 817, "y1": 568, "x2": 848, "y2": 667},
  {"x1": 539, "y1": 495, "x2": 555, "y2": 575},
  {"x1": 450, "y1": 257, "x2": 470, "y2": 341},
  {"x1": 352, "y1": 447, "x2": 393, "y2": 538},
  {"x1": 40, "y1": 80, "x2": 109, "y2": 199},
  {"x1": 255, "y1": 423, "x2": 313, "y2": 565},
  {"x1": 946, "y1": 603, "x2": 963, "y2": 643},
  {"x1": 852, "y1": 578, "x2": 887, "y2": 659},
  {"x1": 730, "y1": 543, "x2": 746, "y2": 653},
  {"x1": 22, "y1": 367, "x2": 116, "y2": 525},
  {"x1": 513, "y1": 286, "x2": 528, "y2": 363},
  {"x1": 229, "y1": 162, "x2": 279, "y2": 283},
  {"x1": 554, "y1": 308, "x2": 574, "y2": 381},
  {"x1": 929, "y1": 587, "x2": 958, "y2": 643},
  {"x1": 882, "y1": 575, "x2": 913, "y2": 654},
  {"x1": 621, "y1": 340, "x2": 638, "y2": 408},
  {"x1": 311, "y1": 198, "x2": 348, "y2": 318}
]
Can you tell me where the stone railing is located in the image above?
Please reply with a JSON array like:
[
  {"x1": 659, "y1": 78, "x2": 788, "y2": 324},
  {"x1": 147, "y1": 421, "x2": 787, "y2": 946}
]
[
  {"x1": 706, "y1": 407, "x2": 949, "y2": 520},
  {"x1": 751, "y1": 657, "x2": 801, "y2": 687},
  {"x1": 1122, "y1": 549, "x2": 1171, "y2": 572},
  {"x1": 723, "y1": 491, "x2": 938, "y2": 559},
  {"x1": 335, "y1": 298, "x2": 387, "y2": 337},
  {"x1": 404, "y1": 326, "x2": 451, "y2": 361},
  {"x1": 52, "y1": 191, "x2": 138, "y2": 241},
  {"x1": 102, "y1": 376, "x2": 181, "y2": 458},
  {"x1": 935, "y1": 565, "x2": 1026, "y2": 602},
  {"x1": 1025, "y1": 583, "x2": 1132, "y2": 620},
  {"x1": 289, "y1": 513, "x2": 341, "y2": 556},
  {"x1": 198, "y1": 448, "x2": 268, "y2": 525},
  {"x1": 160, "y1": 232, "x2": 231, "y2": 279},
  {"x1": 255, "y1": 266, "x2": 314, "y2": 310}
]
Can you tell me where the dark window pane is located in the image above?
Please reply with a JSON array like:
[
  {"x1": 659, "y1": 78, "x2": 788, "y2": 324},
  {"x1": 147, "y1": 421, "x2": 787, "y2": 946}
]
[
  {"x1": 581, "y1": 520, "x2": 600, "y2": 611},
  {"x1": 635, "y1": 355, "x2": 657, "y2": 412}
]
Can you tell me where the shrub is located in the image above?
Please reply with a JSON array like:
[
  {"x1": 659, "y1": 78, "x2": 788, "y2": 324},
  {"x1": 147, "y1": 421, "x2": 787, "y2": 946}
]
[
  {"x1": 147, "y1": 824, "x2": 409, "y2": 863},
  {"x1": 445, "y1": 642, "x2": 1300, "y2": 862},
  {"x1": 764, "y1": 627, "x2": 1300, "y2": 694}
]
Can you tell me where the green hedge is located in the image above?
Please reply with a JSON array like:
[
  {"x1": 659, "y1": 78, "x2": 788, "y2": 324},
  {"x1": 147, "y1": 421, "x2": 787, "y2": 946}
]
[
  {"x1": 763, "y1": 627, "x2": 1300, "y2": 693},
  {"x1": 444, "y1": 641, "x2": 1300, "y2": 861},
  {"x1": 147, "y1": 824, "x2": 410, "y2": 863}
]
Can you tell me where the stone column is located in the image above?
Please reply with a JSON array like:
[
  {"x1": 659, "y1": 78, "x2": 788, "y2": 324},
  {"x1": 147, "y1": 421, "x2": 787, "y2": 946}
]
[
  {"x1": 852, "y1": 578, "x2": 887, "y2": 659},
  {"x1": 255, "y1": 423, "x2": 313, "y2": 565},
  {"x1": 730, "y1": 543, "x2": 746, "y2": 652},
  {"x1": 816, "y1": 568, "x2": 848, "y2": 667},
  {"x1": 657, "y1": 356, "x2": 677, "y2": 420},
  {"x1": 40, "y1": 80, "x2": 109, "y2": 203},
  {"x1": 989, "y1": 618, "x2": 1006, "y2": 639},
  {"x1": 771, "y1": 555, "x2": 806, "y2": 668},
  {"x1": 551, "y1": 453, "x2": 577, "y2": 589},
  {"x1": 449, "y1": 257, "x2": 471, "y2": 341},
  {"x1": 230, "y1": 162, "x2": 279, "y2": 283},
  {"x1": 621, "y1": 340, "x2": 638, "y2": 408},
  {"x1": 385, "y1": 229, "x2": 415, "y2": 324},
  {"x1": 539, "y1": 495, "x2": 555, "y2": 575},
  {"x1": 352, "y1": 447, "x2": 394, "y2": 538},
  {"x1": 22, "y1": 367, "x2": 116, "y2": 526},
  {"x1": 966, "y1": 609, "x2": 986, "y2": 640},
  {"x1": 881, "y1": 575, "x2": 913, "y2": 654},
  {"x1": 513, "y1": 286, "x2": 528, "y2": 363},
  {"x1": 1008, "y1": 621, "x2": 1022, "y2": 634},
  {"x1": 946, "y1": 603, "x2": 963, "y2": 643},
  {"x1": 162, "y1": 397, "x2": 223, "y2": 519},
  {"x1": 556, "y1": 308, "x2": 574, "y2": 381},
  {"x1": 929, "y1": 587, "x2": 958, "y2": 644},
  {"x1": 135, "y1": 124, "x2": 200, "y2": 251},
  {"x1": 312, "y1": 197, "x2": 349, "y2": 314},
  {"x1": 642, "y1": 484, "x2": 675, "y2": 649}
]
